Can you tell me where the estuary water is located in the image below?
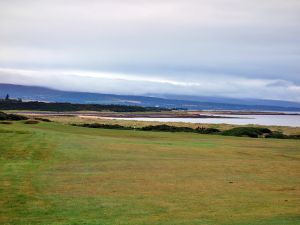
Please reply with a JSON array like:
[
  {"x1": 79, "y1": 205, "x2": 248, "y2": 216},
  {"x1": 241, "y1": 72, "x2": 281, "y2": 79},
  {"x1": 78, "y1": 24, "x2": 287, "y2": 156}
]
[{"x1": 109, "y1": 114, "x2": 300, "y2": 127}]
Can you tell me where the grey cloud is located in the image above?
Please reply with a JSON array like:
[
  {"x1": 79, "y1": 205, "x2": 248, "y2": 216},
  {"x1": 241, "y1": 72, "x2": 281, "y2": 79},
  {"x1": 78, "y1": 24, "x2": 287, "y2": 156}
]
[{"x1": 1, "y1": 68, "x2": 300, "y2": 102}]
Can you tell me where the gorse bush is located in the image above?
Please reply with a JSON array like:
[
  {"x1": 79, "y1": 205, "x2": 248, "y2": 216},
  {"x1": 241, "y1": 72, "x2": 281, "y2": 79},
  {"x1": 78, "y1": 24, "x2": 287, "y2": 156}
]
[
  {"x1": 7, "y1": 114, "x2": 28, "y2": 121},
  {"x1": 141, "y1": 125, "x2": 194, "y2": 132},
  {"x1": 0, "y1": 111, "x2": 28, "y2": 121},
  {"x1": 24, "y1": 120, "x2": 40, "y2": 124},
  {"x1": 76, "y1": 123, "x2": 131, "y2": 130},
  {"x1": 73, "y1": 123, "x2": 299, "y2": 140},
  {"x1": 0, "y1": 112, "x2": 7, "y2": 120},
  {"x1": 195, "y1": 127, "x2": 220, "y2": 134},
  {"x1": 265, "y1": 131, "x2": 287, "y2": 139},
  {"x1": 221, "y1": 127, "x2": 272, "y2": 138},
  {"x1": 289, "y1": 135, "x2": 300, "y2": 139},
  {"x1": 34, "y1": 117, "x2": 52, "y2": 122},
  {"x1": 74, "y1": 123, "x2": 220, "y2": 134},
  {"x1": 0, "y1": 121, "x2": 13, "y2": 124}
]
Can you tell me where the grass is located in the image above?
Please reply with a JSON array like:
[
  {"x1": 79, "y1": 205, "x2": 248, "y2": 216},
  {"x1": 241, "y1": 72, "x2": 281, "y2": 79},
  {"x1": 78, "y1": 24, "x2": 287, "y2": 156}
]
[{"x1": 0, "y1": 120, "x2": 299, "y2": 225}]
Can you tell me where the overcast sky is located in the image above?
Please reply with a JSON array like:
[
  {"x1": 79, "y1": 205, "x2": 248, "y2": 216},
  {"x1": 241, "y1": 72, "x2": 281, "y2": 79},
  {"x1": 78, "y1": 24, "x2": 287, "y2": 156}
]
[{"x1": 0, "y1": 0, "x2": 300, "y2": 101}]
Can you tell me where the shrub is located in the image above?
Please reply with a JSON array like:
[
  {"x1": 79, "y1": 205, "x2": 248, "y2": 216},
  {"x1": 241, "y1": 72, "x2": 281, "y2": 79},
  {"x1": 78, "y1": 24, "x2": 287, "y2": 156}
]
[
  {"x1": 288, "y1": 135, "x2": 300, "y2": 139},
  {"x1": 7, "y1": 114, "x2": 28, "y2": 121},
  {"x1": 195, "y1": 127, "x2": 220, "y2": 134},
  {"x1": 0, "y1": 121, "x2": 13, "y2": 124},
  {"x1": 266, "y1": 133, "x2": 300, "y2": 140},
  {"x1": 24, "y1": 120, "x2": 40, "y2": 124},
  {"x1": 265, "y1": 131, "x2": 287, "y2": 139},
  {"x1": 78, "y1": 123, "x2": 131, "y2": 130},
  {"x1": 72, "y1": 123, "x2": 297, "y2": 140},
  {"x1": 0, "y1": 112, "x2": 7, "y2": 120},
  {"x1": 140, "y1": 124, "x2": 194, "y2": 132},
  {"x1": 34, "y1": 117, "x2": 52, "y2": 122},
  {"x1": 221, "y1": 127, "x2": 272, "y2": 138},
  {"x1": 0, "y1": 111, "x2": 28, "y2": 121}
]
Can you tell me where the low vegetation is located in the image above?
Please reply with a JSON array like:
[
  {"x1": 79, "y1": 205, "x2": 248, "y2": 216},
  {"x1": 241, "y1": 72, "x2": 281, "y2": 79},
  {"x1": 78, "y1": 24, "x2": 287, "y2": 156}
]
[
  {"x1": 79, "y1": 123, "x2": 132, "y2": 130},
  {"x1": 0, "y1": 121, "x2": 13, "y2": 124},
  {"x1": 24, "y1": 120, "x2": 40, "y2": 124},
  {"x1": 0, "y1": 111, "x2": 28, "y2": 121},
  {"x1": 140, "y1": 124, "x2": 195, "y2": 132},
  {"x1": 73, "y1": 123, "x2": 300, "y2": 139},
  {"x1": 221, "y1": 127, "x2": 272, "y2": 138},
  {"x1": 73, "y1": 123, "x2": 220, "y2": 134},
  {"x1": 34, "y1": 117, "x2": 52, "y2": 122},
  {"x1": 195, "y1": 127, "x2": 221, "y2": 134},
  {"x1": 265, "y1": 131, "x2": 300, "y2": 139}
]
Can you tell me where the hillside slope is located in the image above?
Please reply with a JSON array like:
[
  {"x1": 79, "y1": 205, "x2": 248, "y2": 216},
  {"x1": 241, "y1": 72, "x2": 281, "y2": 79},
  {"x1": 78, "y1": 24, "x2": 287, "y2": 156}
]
[{"x1": 1, "y1": 83, "x2": 300, "y2": 111}]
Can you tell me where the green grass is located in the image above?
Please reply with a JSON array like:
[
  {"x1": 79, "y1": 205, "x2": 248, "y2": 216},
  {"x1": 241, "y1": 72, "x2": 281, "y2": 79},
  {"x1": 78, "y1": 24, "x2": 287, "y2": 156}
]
[{"x1": 0, "y1": 121, "x2": 300, "y2": 225}]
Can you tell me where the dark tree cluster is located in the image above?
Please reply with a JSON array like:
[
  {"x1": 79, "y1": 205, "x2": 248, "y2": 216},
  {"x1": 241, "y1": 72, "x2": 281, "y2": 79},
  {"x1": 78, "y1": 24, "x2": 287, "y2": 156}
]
[
  {"x1": 0, "y1": 100, "x2": 168, "y2": 112},
  {"x1": 0, "y1": 94, "x2": 22, "y2": 102}
]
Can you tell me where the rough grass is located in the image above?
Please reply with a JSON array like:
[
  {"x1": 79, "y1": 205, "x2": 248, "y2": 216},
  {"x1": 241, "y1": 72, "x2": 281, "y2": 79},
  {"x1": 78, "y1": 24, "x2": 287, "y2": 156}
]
[{"x1": 0, "y1": 121, "x2": 299, "y2": 225}]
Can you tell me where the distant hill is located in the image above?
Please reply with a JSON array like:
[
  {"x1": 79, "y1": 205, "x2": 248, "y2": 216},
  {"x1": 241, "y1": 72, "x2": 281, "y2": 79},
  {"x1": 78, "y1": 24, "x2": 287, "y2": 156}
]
[
  {"x1": 155, "y1": 94, "x2": 300, "y2": 108},
  {"x1": 1, "y1": 83, "x2": 300, "y2": 111}
]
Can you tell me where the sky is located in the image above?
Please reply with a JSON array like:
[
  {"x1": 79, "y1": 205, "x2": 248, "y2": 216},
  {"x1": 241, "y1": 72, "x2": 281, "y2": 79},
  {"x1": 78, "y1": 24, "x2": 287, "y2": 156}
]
[{"x1": 0, "y1": 0, "x2": 300, "y2": 101}]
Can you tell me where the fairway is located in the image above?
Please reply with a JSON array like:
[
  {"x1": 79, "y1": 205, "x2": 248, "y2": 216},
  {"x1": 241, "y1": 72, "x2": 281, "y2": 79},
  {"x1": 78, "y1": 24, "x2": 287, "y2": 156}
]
[{"x1": 0, "y1": 121, "x2": 300, "y2": 225}]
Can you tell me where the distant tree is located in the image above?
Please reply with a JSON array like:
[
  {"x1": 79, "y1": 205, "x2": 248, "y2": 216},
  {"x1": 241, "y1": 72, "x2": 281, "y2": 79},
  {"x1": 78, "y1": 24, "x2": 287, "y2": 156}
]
[
  {"x1": 18, "y1": 98, "x2": 22, "y2": 102},
  {"x1": 5, "y1": 94, "x2": 9, "y2": 101}
]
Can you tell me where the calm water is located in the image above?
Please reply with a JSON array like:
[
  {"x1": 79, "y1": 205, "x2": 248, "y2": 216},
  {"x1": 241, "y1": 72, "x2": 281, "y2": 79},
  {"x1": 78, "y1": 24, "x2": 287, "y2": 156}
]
[{"x1": 110, "y1": 114, "x2": 300, "y2": 127}]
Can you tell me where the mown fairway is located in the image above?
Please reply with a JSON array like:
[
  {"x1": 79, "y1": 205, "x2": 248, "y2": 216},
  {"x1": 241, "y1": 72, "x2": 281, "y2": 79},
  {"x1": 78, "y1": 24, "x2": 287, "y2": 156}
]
[{"x1": 0, "y1": 121, "x2": 299, "y2": 225}]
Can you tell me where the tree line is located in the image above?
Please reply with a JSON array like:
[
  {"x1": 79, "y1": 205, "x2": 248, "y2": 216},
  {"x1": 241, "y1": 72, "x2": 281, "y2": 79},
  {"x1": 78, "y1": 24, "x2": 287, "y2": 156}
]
[{"x1": 0, "y1": 98, "x2": 168, "y2": 112}]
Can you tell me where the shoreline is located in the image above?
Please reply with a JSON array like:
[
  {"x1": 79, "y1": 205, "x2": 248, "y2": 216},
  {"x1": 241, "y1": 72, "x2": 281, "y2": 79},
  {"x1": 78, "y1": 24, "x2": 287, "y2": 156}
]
[
  {"x1": 6, "y1": 110, "x2": 300, "y2": 118},
  {"x1": 5, "y1": 110, "x2": 300, "y2": 128}
]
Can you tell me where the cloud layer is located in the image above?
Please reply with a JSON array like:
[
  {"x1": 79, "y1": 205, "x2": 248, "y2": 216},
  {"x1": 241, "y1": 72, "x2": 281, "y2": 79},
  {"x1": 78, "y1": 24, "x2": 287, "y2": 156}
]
[
  {"x1": 1, "y1": 68, "x2": 300, "y2": 102},
  {"x1": 0, "y1": 0, "x2": 299, "y2": 101}
]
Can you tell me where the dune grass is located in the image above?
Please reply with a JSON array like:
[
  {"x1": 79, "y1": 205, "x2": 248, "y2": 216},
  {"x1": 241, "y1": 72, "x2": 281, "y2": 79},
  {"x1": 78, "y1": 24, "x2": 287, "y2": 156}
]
[{"x1": 0, "y1": 121, "x2": 299, "y2": 225}]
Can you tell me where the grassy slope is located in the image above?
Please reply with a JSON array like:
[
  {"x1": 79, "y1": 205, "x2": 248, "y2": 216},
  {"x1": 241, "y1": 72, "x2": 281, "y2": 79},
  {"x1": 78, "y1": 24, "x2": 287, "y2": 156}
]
[{"x1": 0, "y1": 121, "x2": 299, "y2": 225}]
